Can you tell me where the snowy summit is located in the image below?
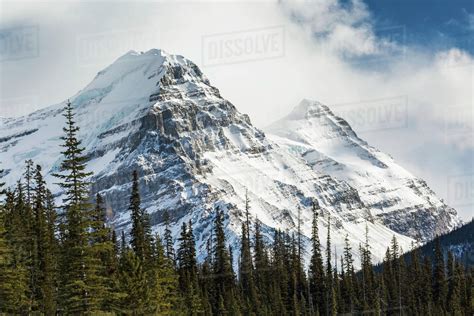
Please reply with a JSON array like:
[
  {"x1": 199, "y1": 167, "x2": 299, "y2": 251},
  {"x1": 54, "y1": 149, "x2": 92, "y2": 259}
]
[{"x1": 0, "y1": 49, "x2": 461, "y2": 266}]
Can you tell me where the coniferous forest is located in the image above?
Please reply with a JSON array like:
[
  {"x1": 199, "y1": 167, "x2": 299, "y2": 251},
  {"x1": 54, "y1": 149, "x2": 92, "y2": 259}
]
[{"x1": 0, "y1": 103, "x2": 472, "y2": 315}]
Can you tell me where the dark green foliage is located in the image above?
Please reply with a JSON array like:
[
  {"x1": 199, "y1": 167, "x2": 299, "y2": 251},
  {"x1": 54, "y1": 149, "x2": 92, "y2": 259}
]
[
  {"x1": 309, "y1": 201, "x2": 325, "y2": 315},
  {"x1": 0, "y1": 196, "x2": 29, "y2": 313},
  {"x1": 32, "y1": 165, "x2": 58, "y2": 314},
  {"x1": 0, "y1": 165, "x2": 5, "y2": 195},
  {"x1": 53, "y1": 101, "x2": 98, "y2": 313},
  {"x1": 129, "y1": 170, "x2": 152, "y2": 263},
  {"x1": 433, "y1": 238, "x2": 447, "y2": 312},
  {"x1": 163, "y1": 210, "x2": 175, "y2": 262},
  {"x1": 210, "y1": 208, "x2": 238, "y2": 314},
  {"x1": 0, "y1": 103, "x2": 472, "y2": 314},
  {"x1": 239, "y1": 193, "x2": 258, "y2": 312},
  {"x1": 178, "y1": 221, "x2": 203, "y2": 314}
]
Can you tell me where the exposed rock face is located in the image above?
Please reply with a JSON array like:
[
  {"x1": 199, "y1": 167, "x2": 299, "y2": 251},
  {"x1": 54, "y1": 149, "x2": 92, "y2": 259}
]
[
  {"x1": 265, "y1": 100, "x2": 461, "y2": 242},
  {"x1": 0, "y1": 49, "x2": 461, "y2": 265}
]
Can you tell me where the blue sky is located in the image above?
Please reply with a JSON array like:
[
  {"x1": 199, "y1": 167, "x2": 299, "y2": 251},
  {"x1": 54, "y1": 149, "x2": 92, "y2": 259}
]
[{"x1": 366, "y1": 0, "x2": 473, "y2": 53}]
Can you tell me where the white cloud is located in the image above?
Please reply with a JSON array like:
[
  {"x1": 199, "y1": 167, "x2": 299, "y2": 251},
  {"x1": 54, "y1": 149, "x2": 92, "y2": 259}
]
[{"x1": 0, "y1": 0, "x2": 472, "y2": 219}]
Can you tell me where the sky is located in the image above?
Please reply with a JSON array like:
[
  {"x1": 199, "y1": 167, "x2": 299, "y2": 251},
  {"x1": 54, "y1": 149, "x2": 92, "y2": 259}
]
[{"x1": 0, "y1": 0, "x2": 473, "y2": 220}]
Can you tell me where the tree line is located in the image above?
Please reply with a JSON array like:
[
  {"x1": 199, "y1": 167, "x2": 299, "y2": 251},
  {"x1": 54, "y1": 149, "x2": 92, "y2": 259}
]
[{"x1": 0, "y1": 102, "x2": 472, "y2": 315}]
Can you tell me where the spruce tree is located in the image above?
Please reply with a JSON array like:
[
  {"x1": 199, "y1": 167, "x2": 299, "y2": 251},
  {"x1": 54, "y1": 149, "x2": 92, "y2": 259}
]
[
  {"x1": 239, "y1": 191, "x2": 258, "y2": 312},
  {"x1": 0, "y1": 165, "x2": 5, "y2": 195},
  {"x1": 254, "y1": 218, "x2": 270, "y2": 312},
  {"x1": 433, "y1": 238, "x2": 447, "y2": 313},
  {"x1": 295, "y1": 207, "x2": 308, "y2": 307},
  {"x1": 151, "y1": 234, "x2": 179, "y2": 314},
  {"x1": 53, "y1": 100, "x2": 95, "y2": 313},
  {"x1": 23, "y1": 159, "x2": 34, "y2": 206},
  {"x1": 409, "y1": 246, "x2": 423, "y2": 314},
  {"x1": 116, "y1": 247, "x2": 152, "y2": 314},
  {"x1": 129, "y1": 170, "x2": 150, "y2": 262},
  {"x1": 239, "y1": 221, "x2": 257, "y2": 311},
  {"x1": 32, "y1": 165, "x2": 57, "y2": 314},
  {"x1": 177, "y1": 221, "x2": 203, "y2": 314},
  {"x1": 163, "y1": 210, "x2": 175, "y2": 262},
  {"x1": 446, "y1": 251, "x2": 462, "y2": 315},
  {"x1": 360, "y1": 223, "x2": 375, "y2": 312},
  {"x1": 5, "y1": 182, "x2": 35, "y2": 311},
  {"x1": 325, "y1": 214, "x2": 337, "y2": 315},
  {"x1": 421, "y1": 255, "x2": 434, "y2": 315},
  {"x1": 342, "y1": 234, "x2": 356, "y2": 313},
  {"x1": 88, "y1": 193, "x2": 116, "y2": 311},
  {"x1": 271, "y1": 229, "x2": 288, "y2": 315},
  {"x1": 309, "y1": 201, "x2": 325, "y2": 316},
  {"x1": 211, "y1": 208, "x2": 237, "y2": 314},
  {"x1": 0, "y1": 194, "x2": 29, "y2": 314}
]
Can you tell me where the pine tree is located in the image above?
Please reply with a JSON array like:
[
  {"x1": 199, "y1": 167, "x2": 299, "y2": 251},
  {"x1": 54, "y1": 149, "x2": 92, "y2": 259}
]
[
  {"x1": 289, "y1": 233, "x2": 301, "y2": 315},
  {"x1": 151, "y1": 234, "x2": 179, "y2": 314},
  {"x1": 87, "y1": 193, "x2": 117, "y2": 311},
  {"x1": 239, "y1": 190, "x2": 257, "y2": 312},
  {"x1": 116, "y1": 247, "x2": 152, "y2": 314},
  {"x1": 341, "y1": 234, "x2": 356, "y2": 313},
  {"x1": 163, "y1": 210, "x2": 175, "y2": 262},
  {"x1": 211, "y1": 208, "x2": 237, "y2": 314},
  {"x1": 309, "y1": 201, "x2": 325, "y2": 316},
  {"x1": 177, "y1": 221, "x2": 203, "y2": 314},
  {"x1": 446, "y1": 251, "x2": 462, "y2": 315},
  {"x1": 23, "y1": 159, "x2": 34, "y2": 206},
  {"x1": 295, "y1": 207, "x2": 308, "y2": 309},
  {"x1": 409, "y1": 246, "x2": 423, "y2": 314},
  {"x1": 32, "y1": 165, "x2": 57, "y2": 314},
  {"x1": 433, "y1": 238, "x2": 447, "y2": 313},
  {"x1": 239, "y1": 221, "x2": 257, "y2": 312},
  {"x1": 360, "y1": 223, "x2": 375, "y2": 312},
  {"x1": 325, "y1": 214, "x2": 337, "y2": 316},
  {"x1": 0, "y1": 196, "x2": 29, "y2": 314},
  {"x1": 270, "y1": 229, "x2": 288, "y2": 315},
  {"x1": 53, "y1": 100, "x2": 95, "y2": 313},
  {"x1": 129, "y1": 170, "x2": 151, "y2": 262},
  {"x1": 254, "y1": 218, "x2": 270, "y2": 309},
  {"x1": 387, "y1": 236, "x2": 402, "y2": 313},
  {"x1": 421, "y1": 255, "x2": 434, "y2": 315},
  {"x1": 459, "y1": 262, "x2": 471, "y2": 316},
  {"x1": 0, "y1": 165, "x2": 5, "y2": 195},
  {"x1": 53, "y1": 101, "x2": 93, "y2": 208},
  {"x1": 4, "y1": 182, "x2": 35, "y2": 311}
]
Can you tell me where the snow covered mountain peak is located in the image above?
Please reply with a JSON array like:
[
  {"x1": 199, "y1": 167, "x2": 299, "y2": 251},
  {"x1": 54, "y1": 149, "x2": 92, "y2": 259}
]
[
  {"x1": 75, "y1": 48, "x2": 209, "y2": 110},
  {"x1": 0, "y1": 51, "x2": 461, "y2": 267},
  {"x1": 284, "y1": 98, "x2": 328, "y2": 120}
]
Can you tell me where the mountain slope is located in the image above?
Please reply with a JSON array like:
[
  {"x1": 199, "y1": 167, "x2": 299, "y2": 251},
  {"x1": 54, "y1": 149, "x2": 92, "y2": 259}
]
[
  {"x1": 265, "y1": 99, "x2": 460, "y2": 241},
  {"x1": 0, "y1": 49, "x2": 461, "y2": 266},
  {"x1": 403, "y1": 219, "x2": 473, "y2": 267}
]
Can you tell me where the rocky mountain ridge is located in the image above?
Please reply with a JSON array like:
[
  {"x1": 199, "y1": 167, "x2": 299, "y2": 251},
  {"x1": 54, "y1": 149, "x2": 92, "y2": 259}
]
[{"x1": 0, "y1": 49, "x2": 461, "y2": 266}]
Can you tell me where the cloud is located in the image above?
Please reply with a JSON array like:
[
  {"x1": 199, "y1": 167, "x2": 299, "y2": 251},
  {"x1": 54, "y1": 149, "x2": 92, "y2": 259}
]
[{"x1": 0, "y1": 0, "x2": 472, "y2": 219}]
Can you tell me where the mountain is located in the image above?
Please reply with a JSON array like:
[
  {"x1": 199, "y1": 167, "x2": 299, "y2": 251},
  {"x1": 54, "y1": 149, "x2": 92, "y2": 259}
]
[
  {"x1": 265, "y1": 100, "x2": 460, "y2": 241},
  {"x1": 403, "y1": 219, "x2": 473, "y2": 267},
  {"x1": 0, "y1": 49, "x2": 461, "y2": 266}
]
